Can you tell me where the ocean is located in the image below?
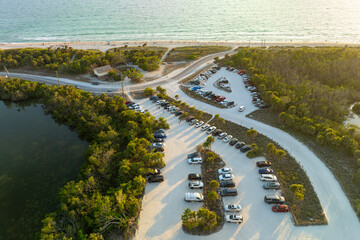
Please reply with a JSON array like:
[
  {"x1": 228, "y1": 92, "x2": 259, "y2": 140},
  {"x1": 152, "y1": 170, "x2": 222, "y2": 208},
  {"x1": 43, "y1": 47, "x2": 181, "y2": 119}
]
[{"x1": 1, "y1": 0, "x2": 360, "y2": 43}]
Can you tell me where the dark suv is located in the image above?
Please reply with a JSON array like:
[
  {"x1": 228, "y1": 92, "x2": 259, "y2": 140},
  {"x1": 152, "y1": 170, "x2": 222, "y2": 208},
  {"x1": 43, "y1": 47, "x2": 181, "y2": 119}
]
[
  {"x1": 188, "y1": 173, "x2": 202, "y2": 180},
  {"x1": 220, "y1": 180, "x2": 235, "y2": 188},
  {"x1": 220, "y1": 188, "x2": 238, "y2": 196},
  {"x1": 148, "y1": 175, "x2": 164, "y2": 183},
  {"x1": 264, "y1": 195, "x2": 285, "y2": 204}
]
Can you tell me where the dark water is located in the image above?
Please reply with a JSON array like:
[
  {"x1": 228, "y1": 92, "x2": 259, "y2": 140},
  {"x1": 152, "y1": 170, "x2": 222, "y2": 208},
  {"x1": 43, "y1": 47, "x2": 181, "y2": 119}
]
[{"x1": 0, "y1": 101, "x2": 88, "y2": 240}]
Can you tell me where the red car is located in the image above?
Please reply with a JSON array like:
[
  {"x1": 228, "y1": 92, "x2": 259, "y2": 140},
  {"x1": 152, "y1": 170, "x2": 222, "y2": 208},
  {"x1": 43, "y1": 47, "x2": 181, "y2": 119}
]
[
  {"x1": 272, "y1": 205, "x2": 289, "y2": 212},
  {"x1": 216, "y1": 97, "x2": 226, "y2": 102}
]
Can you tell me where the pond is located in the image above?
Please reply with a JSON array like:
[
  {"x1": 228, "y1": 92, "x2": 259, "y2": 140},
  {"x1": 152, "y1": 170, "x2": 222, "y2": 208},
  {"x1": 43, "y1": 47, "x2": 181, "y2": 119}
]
[{"x1": 0, "y1": 101, "x2": 88, "y2": 240}]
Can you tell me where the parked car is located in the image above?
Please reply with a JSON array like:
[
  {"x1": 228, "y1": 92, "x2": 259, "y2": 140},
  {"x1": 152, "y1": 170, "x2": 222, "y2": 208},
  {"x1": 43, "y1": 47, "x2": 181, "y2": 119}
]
[
  {"x1": 195, "y1": 121, "x2": 204, "y2": 128},
  {"x1": 155, "y1": 129, "x2": 165, "y2": 133},
  {"x1": 258, "y1": 168, "x2": 274, "y2": 174},
  {"x1": 175, "y1": 111, "x2": 183, "y2": 116},
  {"x1": 218, "y1": 132, "x2": 228, "y2": 139},
  {"x1": 152, "y1": 142, "x2": 165, "y2": 148},
  {"x1": 218, "y1": 168, "x2": 233, "y2": 175},
  {"x1": 149, "y1": 96, "x2": 157, "y2": 100},
  {"x1": 272, "y1": 205, "x2": 289, "y2": 212},
  {"x1": 224, "y1": 205, "x2": 242, "y2": 212},
  {"x1": 201, "y1": 124, "x2": 210, "y2": 131},
  {"x1": 240, "y1": 145, "x2": 252, "y2": 152},
  {"x1": 92, "y1": 82, "x2": 100, "y2": 85},
  {"x1": 154, "y1": 133, "x2": 167, "y2": 138},
  {"x1": 257, "y1": 161, "x2": 272, "y2": 167},
  {"x1": 151, "y1": 96, "x2": 160, "y2": 102},
  {"x1": 153, "y1": 138, "x2": 164, "y2": 143},
  {"x1": 234, "y1": 142, "x2": 245, "y2": 149},
  {"x1": 188, "y1": 181, "x2": 204, "y2": 189},
  {"x1": 186, "y1": 116, "x2": 195, "y2": 122},
  {"x1": 188, "y1": 173, "x2": 202, "y2": 180},
  {"x1": 184, "y1": 192, "x2": 204, "y2": 202},
  {"x1": 216, "y1": 97, "x2": 226, "y2": 102},
  {"x1": 212, "y1": 129, "x2": 222, "y2": 136},
  {"x1": 238, "y1": 106, "x2": 245, "y2": 112},
  {"x1": 148, "y1": 175, "x2": 164, "y2": 183},
  {"x1": 223, "y1": 135, "x2": 233, "y2": 143},
  {"x1": 260, "y1": 174, "x2": 278, "y2": 182},
  {"x1": 146, "y1": 168, "x2": 161, "y2": 176},
  {"x1": 229, "y1": 138, "x2": 238, "y2": 146},
  {"x1": 220, "y1": 180, "x2": 235, "y2": 188},
  {"x1": 189, "y1": 119, "x2": 198, "y2": 125},
  {"x1": 188, "y1": 157, "x2": 202, "y2": 164},
  {"x1": 220, "y1": 188, "x2": 238, "y2": 196},
  {"x1": 225, "y1": 215, "x2": 243, "y2": 223},
  {"x1": 188, "y1": 152, "x2": 199, "y2": 158},
  {"x1": 206, "y1": 126, "x2": 216, "y2": 134},
  {"x1": 264, "y1": 182, "x2": 280, "y2": 189},
  {"x1": 219, "y1": 173, "x2": 234, "y2": 181},
  {"x1": 264, "y1": 195, "x2": 285, "y2": 204}
]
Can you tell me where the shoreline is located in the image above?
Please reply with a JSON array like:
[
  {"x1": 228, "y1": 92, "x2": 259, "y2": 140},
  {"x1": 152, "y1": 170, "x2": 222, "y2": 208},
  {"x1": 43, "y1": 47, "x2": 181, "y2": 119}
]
[{"x1": 1, "y1": 40, "x2": 360, "y2": 52}]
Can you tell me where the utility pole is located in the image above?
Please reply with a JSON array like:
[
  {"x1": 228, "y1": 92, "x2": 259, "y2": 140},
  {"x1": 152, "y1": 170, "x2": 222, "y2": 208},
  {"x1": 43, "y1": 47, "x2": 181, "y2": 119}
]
[
  {"x1": 121, "y1": 73, "x2": 124, "y2": 98},
  {"x1": 55, "y1": 70, "x2": 60, "y2": 86}
]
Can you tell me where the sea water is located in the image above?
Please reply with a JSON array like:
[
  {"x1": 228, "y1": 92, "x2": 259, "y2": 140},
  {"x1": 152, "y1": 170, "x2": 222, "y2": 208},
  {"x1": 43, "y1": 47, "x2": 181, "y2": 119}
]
[{"x1": 1, "y1": 0, "x2": 360, "y2": 43}]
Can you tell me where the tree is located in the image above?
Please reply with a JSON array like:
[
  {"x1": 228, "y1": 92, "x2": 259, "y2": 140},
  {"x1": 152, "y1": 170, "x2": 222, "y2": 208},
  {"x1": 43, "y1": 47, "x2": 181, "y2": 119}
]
[
  {"x1": 209, "y1": 180, "x2": 219, "y2": 190},
  {"x1": 266, "y1": 143, "x2": 277, "y2": 158},
  {"x1": 352, "y1": 103, "x2": 360, "y2": 115},
  {"x1": 290, "y1": 184, "x2": 305, "y2": 201},
  {"x1": 207, "y1": 191, "x2": 219, "y2": 202},
  {"x1": 203, "y1": 136, "x2": 215, "y2": 150},
  {"x1": 144, "y1": 87, "x2": 155, "y2": 96},
  {"x1": 275, "y1": 149, "x2": 286, "y2": 161},
  {"x1": 175, "y1": 94, "x2": 179, "y2": 100},
  {"x1": 246, "y1": 129, "x2": 258, "y2": 140},
  {"x1": 124, "y1": 68, "x2": 143, "y2": 82},
  {"x1": 195, "y1": 110, "x2": 203, "y2": 119}
]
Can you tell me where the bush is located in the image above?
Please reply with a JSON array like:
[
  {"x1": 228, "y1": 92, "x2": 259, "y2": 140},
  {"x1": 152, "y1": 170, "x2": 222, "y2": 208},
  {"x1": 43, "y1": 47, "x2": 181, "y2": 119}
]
[
  {"x1": 182, "y1": 208, "x2": 218, "y2": 232},
  {"x1": 353, "y1": 103, "x2": 360, "y2": 115},
  {"x1": 209, "y1": 180, "x2": 219, "y2": 190},
  {"x1": 144, "y1": 87, "x2": 155, "y2": 96}
]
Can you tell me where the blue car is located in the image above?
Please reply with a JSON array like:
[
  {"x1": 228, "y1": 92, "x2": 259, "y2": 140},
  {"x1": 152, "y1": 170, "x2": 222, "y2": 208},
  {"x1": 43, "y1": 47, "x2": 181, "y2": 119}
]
[
  {"x1": 154, "y1": 133, "x2": 167, "y2": 138},
  {"x1": 258, "y1": 167, "x2": 274, "y2": 174}
]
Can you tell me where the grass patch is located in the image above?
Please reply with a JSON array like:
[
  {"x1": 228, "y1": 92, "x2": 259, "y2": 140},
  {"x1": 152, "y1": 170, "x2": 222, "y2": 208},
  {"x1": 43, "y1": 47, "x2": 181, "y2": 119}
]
[
  {"x1": 107, "y1": 46, "x2": 168, "y2": 56},
  {"x1": 208, "y1": 117, "x2": 327, "y2": 225},
  {"x1": 249, "y1": 108, "x2": 360, "y2": 221},
  {"x1": 165, "y1": 46, "x2": 232, "y2": 62}
]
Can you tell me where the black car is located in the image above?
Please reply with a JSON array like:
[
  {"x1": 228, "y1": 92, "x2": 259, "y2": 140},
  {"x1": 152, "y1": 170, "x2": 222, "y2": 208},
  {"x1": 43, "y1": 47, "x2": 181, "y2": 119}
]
[
  {"x1": 153, "y1": 138, "x2": 164, "y2": 143},
  {"x1": 154, "y1": 133, "x2": 166, "y2": 138},
  {"x1": 175, "y1": 111, "x2": 183, "y2": 116},
  {"x1": 229, "y1": 138, "x2": 238, "y2": 146},
  {"x1": 220, "y1": 188, "x2": 238, "y2": 196},
  {"x1": 212, "y1": 129, "x2": 222, "y2": 136},
  {"x1": 220, "y1": 180, "x2": 235, "y2": 188},
  {"x1": 146, "y1": 168, "x2": 161, "y2": 176},
  {"x1": 160, "y1": 102, "x2": 169, "y2": 106},
  {"x1": 92, "y1": 82, "x2": 100, "y2": 85},
  {"x1": 240, "y1": 145, "x2": 252, "y2": 153},
  {"x1": 234, "y1": 142, "x2": 245, "y2": 149},
  {"x1": 256, "y1": 161, "x2": 272, "y2": 167},
  {"x1": 126, "y1": 102, "x2": 135, "y2": 106},
  {"x1": 151, "y1": 96, "x2": 160, "y2": 102},
  {"x1": 188, "y1": 152, "x2": 199, "y2": 158},
  {"x1": 188, "y1": 173, "x2": 202, "y2": 180},
  {"x1": 148, "y1": 175, "x2": 164, "y2": 183},
  {"x1": 264, "y1": 195, "x2": 285, "y2": 204},
  {"x1": 227, "y1": 101, "x2": 235, "y2": 106},
  {"x1": 186, "y1": 116, "x2": 195, "y2": 122}
]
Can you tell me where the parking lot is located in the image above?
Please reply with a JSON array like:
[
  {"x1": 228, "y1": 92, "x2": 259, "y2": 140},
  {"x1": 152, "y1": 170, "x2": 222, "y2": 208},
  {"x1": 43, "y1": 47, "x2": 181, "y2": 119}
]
[{"x1": 134, "y1": 99, "x2": 295, "y2": 240}]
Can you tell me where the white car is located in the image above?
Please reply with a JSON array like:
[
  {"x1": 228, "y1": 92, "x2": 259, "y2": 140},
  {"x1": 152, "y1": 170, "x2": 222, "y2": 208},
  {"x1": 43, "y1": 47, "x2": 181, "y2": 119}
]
[
  {"x1": 152, "y1": 142, "x2": 165, "y2": 148},
  {"x1": 238, "y1": 106, "x2": 245, "y2": 112},
  {"x1": 156, "y1": 100, "x2": 165, "y2": 105},
  {"x1": 170, "y1": 107, "x2": 179, "y2": 113},
  {"x1": 226, "y1": 215, "x2": 243, "y2": 223},
  {"x1": 189, "y1": 119, "x2": 198, "y2": 125},
  {"x1": 206, "y1": 126, "x2": 216, "y2": 134},
  {"x1": 260, "y1": 174, "x2": 278, "y2": 182},
  {"x1": 218, "y1": 132, "x2": 227, "y2": 139},
  {"x1": 220, "y1": 100, "x2": 228, "y2": 105},
  {"x1": 219, "y1": 173, "x2": 234, "y2": 181},
  {"x1": 224, "y1": 204, "x2": 242, "y2": 212},
  {"x1": 218, "y1": 168, "x2": 233, "y2": 175},
  {"x1": 223, "y1": 135, "x2": 233, "y2": 143},
  {"x1": 184, "y1": 192, "x2": 204, "y2": 202},
  {"x1": 201, "y1": 124, "x2": 210, "y2": 131},
  {"x1": 188, "y1": 181, "x2": 204, "y2": 189},
  {"x1": 188, "y1": 157, "x2": 202, "y2": 164},
  {"x1": 195, "y1": 121, "x2": 204, "y2": 128}
]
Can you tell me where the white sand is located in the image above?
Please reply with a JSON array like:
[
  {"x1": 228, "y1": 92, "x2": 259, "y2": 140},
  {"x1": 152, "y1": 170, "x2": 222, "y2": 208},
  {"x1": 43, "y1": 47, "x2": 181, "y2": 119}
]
[{"x1": 1, "y1": 40, "x2": 360, "y2": 52}]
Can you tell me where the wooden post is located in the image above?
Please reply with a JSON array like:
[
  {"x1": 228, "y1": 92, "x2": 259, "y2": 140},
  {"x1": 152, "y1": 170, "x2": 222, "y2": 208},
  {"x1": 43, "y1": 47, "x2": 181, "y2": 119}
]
[{"x1": 55, "y1": 70, "x2": 60, "y2": 86}]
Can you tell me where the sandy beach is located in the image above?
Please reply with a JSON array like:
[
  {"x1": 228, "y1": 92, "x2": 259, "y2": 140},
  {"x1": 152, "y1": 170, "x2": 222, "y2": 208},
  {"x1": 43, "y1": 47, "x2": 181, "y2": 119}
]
[{"x1": 1, "y1": 40, "x2": 360, "y2": 52}]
